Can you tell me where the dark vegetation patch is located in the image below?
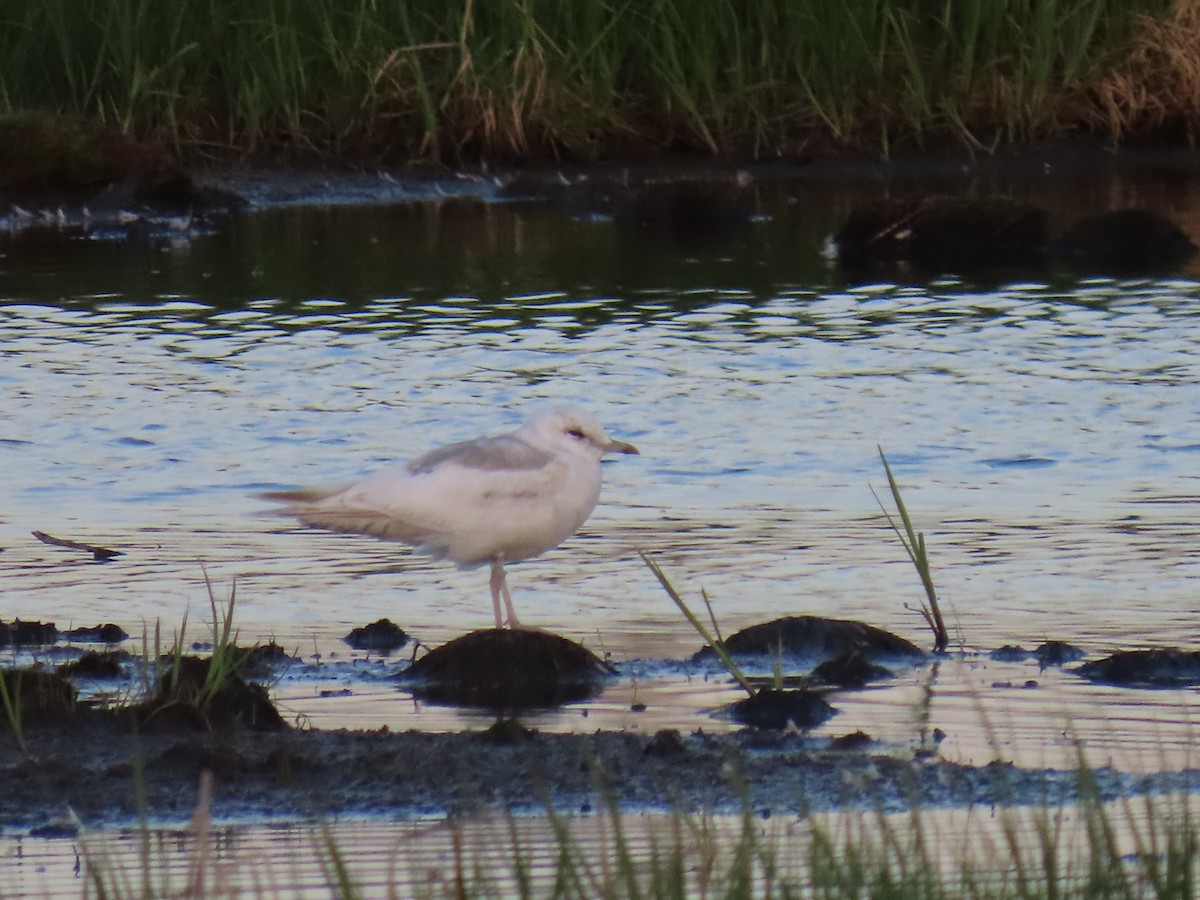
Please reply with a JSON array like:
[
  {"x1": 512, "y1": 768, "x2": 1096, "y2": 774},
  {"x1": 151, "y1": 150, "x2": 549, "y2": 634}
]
[
  {"x1": 136, "y1": 656, "x2": 287, "y2": 732},
  {"x1": 400, "y1": 629, "x2": 614, "y2": 710},
  {"x1": 0, "y1": 0, "x2": 1192, "y2": 164},
  {"x1": 0, "y1": 117, "x2": 244, "y2": 214},
  {"x1": 0, "y1": 669, "x2": 77, "y2": 722}
]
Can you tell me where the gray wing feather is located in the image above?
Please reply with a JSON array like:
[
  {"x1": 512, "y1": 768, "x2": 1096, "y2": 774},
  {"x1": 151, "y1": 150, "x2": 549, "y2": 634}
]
[{"x1": 407, "y1": 434, "x2": 553, "y2": 474}]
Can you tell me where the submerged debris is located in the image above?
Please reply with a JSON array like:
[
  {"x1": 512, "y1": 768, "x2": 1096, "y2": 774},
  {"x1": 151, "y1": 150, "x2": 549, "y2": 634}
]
[
  {"x1": 31, "y1": 530, "x2": 123, "y2": 561},
  {"x1": 401, "y1": 629, "x2": 613, "y2": 710}
]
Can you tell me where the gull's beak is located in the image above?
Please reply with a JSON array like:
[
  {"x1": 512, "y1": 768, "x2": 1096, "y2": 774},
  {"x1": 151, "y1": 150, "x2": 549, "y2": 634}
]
[{"x1": 606, "y1": 438, "x2": 640, "y2": 456}]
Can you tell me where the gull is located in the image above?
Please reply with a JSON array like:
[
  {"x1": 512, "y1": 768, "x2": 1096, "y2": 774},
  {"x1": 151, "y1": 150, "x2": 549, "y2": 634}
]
[{"x1": 262, "y1": 406, "x2": 639, "y2": 629}]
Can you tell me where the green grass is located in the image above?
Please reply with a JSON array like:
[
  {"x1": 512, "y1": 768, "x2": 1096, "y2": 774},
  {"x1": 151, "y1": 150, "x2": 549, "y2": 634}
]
[
  {"x1": 0, "y1": 0, "x2": 1177, "y2": 161},
  {"x1": 873, "y1": 446, "x2": 951, "y2": 653},
  {"x1": 70, "y1": 776, "x2": 1200, "y2": 897}
]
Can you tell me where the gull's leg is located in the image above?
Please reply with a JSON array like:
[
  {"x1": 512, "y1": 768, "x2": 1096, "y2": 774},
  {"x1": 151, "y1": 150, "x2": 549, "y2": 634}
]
[
  {"x1": 489, "y1": 558, "x2": 521, "y2": 628},
  {"x1": 489, "y1": 559, "x2": 506, "y2": 629}
]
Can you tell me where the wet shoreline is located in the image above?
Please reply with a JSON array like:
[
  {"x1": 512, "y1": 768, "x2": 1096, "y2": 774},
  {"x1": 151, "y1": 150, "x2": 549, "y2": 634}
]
[{"x1": 7, "y1": 712, "x2": 1200, "y2": 836}]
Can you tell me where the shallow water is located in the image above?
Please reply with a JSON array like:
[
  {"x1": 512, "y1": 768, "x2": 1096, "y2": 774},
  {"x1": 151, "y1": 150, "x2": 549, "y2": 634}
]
[
  {"x1": 4, "y1": 161, "x2": 1200, "y2": 780},
  {"x1": 5, "y1": 799, "x2": 1200, "y2": 899}
]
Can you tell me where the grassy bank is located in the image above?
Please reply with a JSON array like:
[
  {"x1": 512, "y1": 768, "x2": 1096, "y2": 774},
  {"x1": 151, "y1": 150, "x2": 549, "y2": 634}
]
[{"x1": 0, "y1": 0, "x2": 1193, "y2": 164}]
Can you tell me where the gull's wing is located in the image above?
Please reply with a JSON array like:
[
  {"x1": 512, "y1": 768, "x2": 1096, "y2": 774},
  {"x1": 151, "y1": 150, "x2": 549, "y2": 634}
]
[
  {"x1": 406, "y1": 433, "x2": 553, "y2": 474},
  {"x1": 262, "y1": 434, "x2": 569, "y2": 562}
]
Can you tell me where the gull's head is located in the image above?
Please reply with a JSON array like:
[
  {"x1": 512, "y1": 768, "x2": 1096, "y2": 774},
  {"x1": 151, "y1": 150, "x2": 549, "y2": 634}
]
[{"x1": 523, "y1": 406, "x2": 640, "y2": 460}]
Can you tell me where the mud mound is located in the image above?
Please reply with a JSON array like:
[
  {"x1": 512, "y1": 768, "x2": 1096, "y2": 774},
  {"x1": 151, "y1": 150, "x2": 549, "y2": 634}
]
[
  {"x1": 1055, "y1": 209, "x2": 1196, "y2": 271},
  {"x1": 136, "y1": 656, "x2": 287, "y2": 732},
  {"x1": 401, "y1": 629, "x2": 613, "y2": 710},
  {"x1": 344, "y1": 619, "x2": 409, "y2": 653},
  {"x1": 811, "y1": 651, "x2": 895, "y2": 687},
  {"x1": 1076, "y1": 648, "x2": 1200, "y2": 687},
  {"x1": 58, "y1": 650, "x2": 129, "y2": 679},
  {"x1": 0, "y1": 620, "x2": 58, "y2": 647},
  {"x1": 729, "y1": 689, "x2": 836, "y2": 730},
  {"x1": 695, "y1": 616, "x2": 925, "y2": 664}
]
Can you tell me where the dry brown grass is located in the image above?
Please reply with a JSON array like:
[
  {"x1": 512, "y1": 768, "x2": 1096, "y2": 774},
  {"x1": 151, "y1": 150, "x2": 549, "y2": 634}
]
[{"x1": 1084, "y1": 0, "x2": 1200, "y2": 136}]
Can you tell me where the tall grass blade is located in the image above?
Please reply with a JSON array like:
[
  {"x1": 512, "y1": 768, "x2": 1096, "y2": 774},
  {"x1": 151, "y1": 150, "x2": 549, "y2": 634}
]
[
  {"x1": 872, "y1": 446, "x2": 950, "y2": 652},
  {"x1": 639, "y1": 550, "x2": 756, "y2": 697}
]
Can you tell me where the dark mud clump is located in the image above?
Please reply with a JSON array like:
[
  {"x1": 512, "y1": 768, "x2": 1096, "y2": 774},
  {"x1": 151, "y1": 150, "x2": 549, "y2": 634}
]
[
  {"x1": 1075, "y1": 648, "x2": 1200, "y2": 687},
  {"x1": 811, "y1": 651, "x2": 895, "y2": 687},
  {"x1": 344, "y1": 618, "x2": 410, "y2": 653},
  {"x1": 0, "y1": 669, "x2": 77, "y2": 722},
  {"x1": 990, "y1": 640, "x2": 1087, "y2": 665},
  {"x1": 136, "y1": 656, "x2": 287, "y2": 732},
  {"x1": 401, "y1": 629, "x2": 613, "y2": 710},
  {"x1": 62, "y1": 623, "x2": 130, "y2": 643},
  {"x1": 232, "y1": 642, "x2": 296, "y2": 678},
  {"x1": 57, "y1": 650, "x2": 129, "y2": 679},
  {"x1": 0, "y1": 620, "x2": 58, "y2": 647},
  {"x1": 729, "y1": 689, "x2": 836, "y2": 730},
  {"x1": 990, "y1": 645, "x2": 1032, "y2": 662},
  {"x1": 1033, "y1": 641, "x2": 1087, "y2": 666},
  {"x1": 695, "y1": 616, "x2": 926, "y2": 665}
]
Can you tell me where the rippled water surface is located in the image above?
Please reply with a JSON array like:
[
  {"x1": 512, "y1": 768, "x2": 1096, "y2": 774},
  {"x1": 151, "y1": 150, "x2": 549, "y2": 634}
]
[{"x1": 4, "y1": 165, "x2": 1200, "y2": 780}]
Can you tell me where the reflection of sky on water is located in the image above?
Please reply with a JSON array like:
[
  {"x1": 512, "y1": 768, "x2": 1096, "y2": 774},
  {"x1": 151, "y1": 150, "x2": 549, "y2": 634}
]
[{"x1": 2, "y1": 185, "x2": 1200, "y2": 763}]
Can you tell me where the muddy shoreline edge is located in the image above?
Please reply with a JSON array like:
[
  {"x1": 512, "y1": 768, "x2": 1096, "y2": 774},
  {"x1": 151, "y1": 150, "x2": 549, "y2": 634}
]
[{"x1": 7, "y1": 713, "x2": 1200, "y2": 835}]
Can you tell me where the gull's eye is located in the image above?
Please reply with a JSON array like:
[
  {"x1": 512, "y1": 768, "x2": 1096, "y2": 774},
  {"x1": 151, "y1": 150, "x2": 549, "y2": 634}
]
[{"x1": 566, "y1": 428, "x2": 587, "y2": 440}]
